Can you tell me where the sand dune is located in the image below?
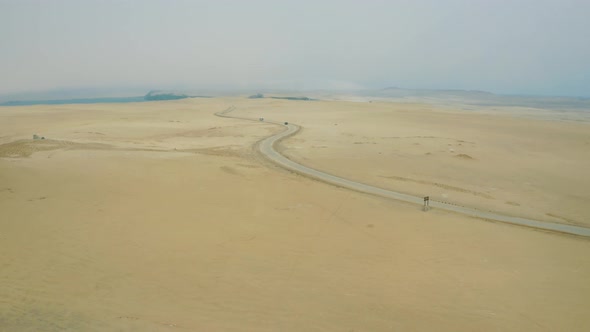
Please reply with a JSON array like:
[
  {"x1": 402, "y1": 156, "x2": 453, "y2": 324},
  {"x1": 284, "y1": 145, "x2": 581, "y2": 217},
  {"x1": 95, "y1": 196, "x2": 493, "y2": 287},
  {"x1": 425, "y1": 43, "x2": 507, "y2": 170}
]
[{"x1": 1, "y1": 98, "x2": 589, "y2": 331}]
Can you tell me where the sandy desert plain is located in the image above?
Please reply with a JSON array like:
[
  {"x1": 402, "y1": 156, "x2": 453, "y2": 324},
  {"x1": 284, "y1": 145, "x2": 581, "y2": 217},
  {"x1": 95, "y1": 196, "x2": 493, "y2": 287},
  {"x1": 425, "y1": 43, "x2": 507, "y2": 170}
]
[{"x1": 1, "y1": 96, "x2": 590, "y2": 331}]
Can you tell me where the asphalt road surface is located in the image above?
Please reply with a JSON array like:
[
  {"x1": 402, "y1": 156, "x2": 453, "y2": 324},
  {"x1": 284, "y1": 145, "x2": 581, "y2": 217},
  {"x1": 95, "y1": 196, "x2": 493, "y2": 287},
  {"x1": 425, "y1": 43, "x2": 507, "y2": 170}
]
[{"x1": 216, "y1": 107, "x2": 590, "y2": 238}]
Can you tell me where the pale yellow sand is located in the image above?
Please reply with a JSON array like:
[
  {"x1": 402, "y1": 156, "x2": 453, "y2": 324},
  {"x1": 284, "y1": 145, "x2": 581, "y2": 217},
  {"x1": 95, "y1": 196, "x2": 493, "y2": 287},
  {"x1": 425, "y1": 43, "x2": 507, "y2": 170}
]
[
  {"x1": 1, "y1": 98, "x2": 589, "y2": 331},
  {"x1": 237, "y1": 99, "x2": 590, "y2": 227}
]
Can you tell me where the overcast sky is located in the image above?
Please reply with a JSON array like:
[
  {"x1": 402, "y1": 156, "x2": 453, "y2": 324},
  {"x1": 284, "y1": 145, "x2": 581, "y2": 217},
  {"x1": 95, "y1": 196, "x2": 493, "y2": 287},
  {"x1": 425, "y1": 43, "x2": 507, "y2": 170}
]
[{"x1": 1, "y1": 0, "x2": 589, "y2": 96}]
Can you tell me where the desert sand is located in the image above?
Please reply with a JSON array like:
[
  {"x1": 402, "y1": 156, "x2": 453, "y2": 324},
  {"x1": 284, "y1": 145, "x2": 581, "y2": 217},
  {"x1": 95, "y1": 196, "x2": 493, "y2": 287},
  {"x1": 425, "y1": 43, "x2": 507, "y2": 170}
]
[
  {"x1": 237, "y1": 99, "x2": 590, "y2": 227},
  {"x1": 1, "y1": 98, "x2": 589, "y2": 331}
]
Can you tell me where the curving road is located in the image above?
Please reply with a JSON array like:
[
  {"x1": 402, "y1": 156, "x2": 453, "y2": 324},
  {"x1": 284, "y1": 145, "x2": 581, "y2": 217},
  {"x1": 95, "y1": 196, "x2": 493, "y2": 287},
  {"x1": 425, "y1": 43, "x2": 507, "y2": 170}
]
[{"x1": 216, "y1": 106, "x2": 590, "y2": 237}]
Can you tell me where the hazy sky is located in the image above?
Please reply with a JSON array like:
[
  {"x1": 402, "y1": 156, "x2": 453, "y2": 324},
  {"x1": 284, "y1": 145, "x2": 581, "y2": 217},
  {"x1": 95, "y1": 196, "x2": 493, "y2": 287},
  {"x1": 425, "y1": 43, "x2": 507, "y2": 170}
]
[{"x1": 1, "y1": 0, "x2": 589, "y2": 96}]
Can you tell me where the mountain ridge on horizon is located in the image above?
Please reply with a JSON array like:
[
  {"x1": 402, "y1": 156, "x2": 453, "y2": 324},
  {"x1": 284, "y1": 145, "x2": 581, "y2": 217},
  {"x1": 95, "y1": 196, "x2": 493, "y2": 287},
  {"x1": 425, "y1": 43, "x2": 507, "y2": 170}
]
[{"x1": 1, "y1": 86, "x2": 588, "y2": 106}]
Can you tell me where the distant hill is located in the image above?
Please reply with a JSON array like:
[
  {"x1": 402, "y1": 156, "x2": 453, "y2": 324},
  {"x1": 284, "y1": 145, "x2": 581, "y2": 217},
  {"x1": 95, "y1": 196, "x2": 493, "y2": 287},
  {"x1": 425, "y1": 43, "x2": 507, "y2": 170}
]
[
  {"x1": 0, "y1": 96, "x2": 144, "y2": 106},
  {"x1": 361, "y1": 87, "x2": 590, "y2": 111},
  {"x1": 270, "y1": 96, "x2": 315, "y2": 101},
  {"x1": 378, "y1": 87, "x2": 494, "y2": 98},
  {"x1": 144, "y1": 90, "x2": 190, "y2": 101},
  {"x1": 144, "y1": 90, "x2": 213, "y2": 101},
  {"x1": 0, "y1": 87, "x2": 148, "y2": 104},
  {"x1": 0, "y1": 90, "x2": 213, "y2": 106}
]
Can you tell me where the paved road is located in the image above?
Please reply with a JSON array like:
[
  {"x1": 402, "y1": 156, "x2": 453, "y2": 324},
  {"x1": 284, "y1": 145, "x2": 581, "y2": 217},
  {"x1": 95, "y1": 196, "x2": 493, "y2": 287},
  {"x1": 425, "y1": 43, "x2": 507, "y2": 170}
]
[{"x1": 216, "y1": 107, "x2": 590, "y2": 237}]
